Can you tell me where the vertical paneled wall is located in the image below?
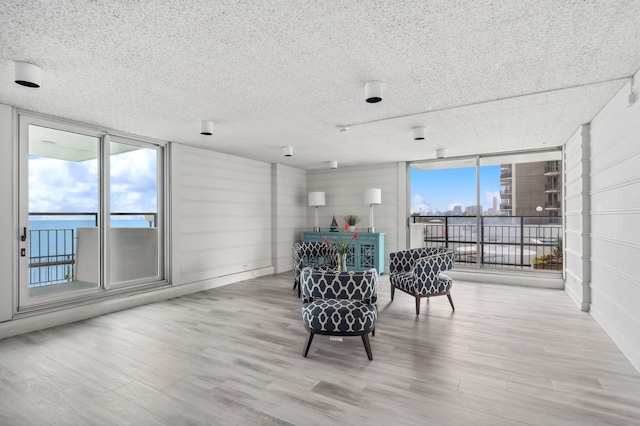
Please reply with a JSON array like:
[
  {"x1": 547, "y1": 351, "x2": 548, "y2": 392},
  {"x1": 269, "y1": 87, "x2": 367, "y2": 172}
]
[
  {"x1": 171, "y1": 144, "x2": 273, "y2": 285},
  {"x1": 564, "y1": 125, "x2": 590, "y2": 311},
  {"x1": 272, "y1": 164, "x2": 307, "y2": 273},
  {"x1": 588, "y1": 71, "x2": 640, "y2": 371},
  {"x1": 306, "y1": 163, "x2": 404, "y2": 271},
  {"x1": 0, "y1": 105, "x2": 13, "y2": 322}
]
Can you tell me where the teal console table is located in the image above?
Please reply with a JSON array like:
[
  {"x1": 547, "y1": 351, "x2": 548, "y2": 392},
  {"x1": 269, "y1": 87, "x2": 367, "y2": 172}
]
[{"x1": 302, "y1": 231, "x2": 385, "y2": 274}]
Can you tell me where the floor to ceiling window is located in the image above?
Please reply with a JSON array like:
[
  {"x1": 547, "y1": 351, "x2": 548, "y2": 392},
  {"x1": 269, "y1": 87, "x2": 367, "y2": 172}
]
[
  {"x1": 410, "y1": 150, "x2": 563, "y2": 271},
  {"x1": 17, "y1": 113, "x2": 167, "y2": 311}
]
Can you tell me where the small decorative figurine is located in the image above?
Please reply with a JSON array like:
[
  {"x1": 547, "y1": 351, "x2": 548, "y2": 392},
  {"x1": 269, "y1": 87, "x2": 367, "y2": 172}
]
[{"x1": 329, "y1": 215, "x2": 338, "y2": 232}]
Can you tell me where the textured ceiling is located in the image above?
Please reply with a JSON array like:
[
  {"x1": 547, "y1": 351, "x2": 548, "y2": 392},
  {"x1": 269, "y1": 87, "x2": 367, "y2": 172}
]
[{"x1": 1, "y1": 0, "x2": 640, "y2": 169}]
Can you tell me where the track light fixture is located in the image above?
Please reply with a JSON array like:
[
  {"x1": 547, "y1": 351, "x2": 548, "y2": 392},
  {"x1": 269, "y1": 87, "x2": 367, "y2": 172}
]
[
  {"x1": 200, "y1": 120, "x2": 213, "y2": 135},
  {"x1": 283, "y1": 146, "x2": 293, "y2": 157},
  {"x1": 14, "y1": 61, "x2": 41, "y2": 88},
  {"x1": 413, "y1": 126, "x2": 426, "y2": 140},
  {"x1": 364, "y1": 81, "x2": 384, "y2": 103}
]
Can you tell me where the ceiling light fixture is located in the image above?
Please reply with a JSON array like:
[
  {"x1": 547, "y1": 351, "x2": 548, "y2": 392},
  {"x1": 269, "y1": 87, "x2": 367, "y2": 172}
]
[
  {"x1": 200, "y1": 120, "x2": 213, "y2": 135},
  {"x1": 329, "y1": 161, "x2": 338, "y2": 169},
  {"x1": 413, "y1": 126, "x2": 426, "y2": 140},
  {"x1": 283, "y1": 146, "x2": 293, "y2": 157},
  {"x1": 364, "y1": 81, "x2": 384, "y2": 103},
  {"x1": 14, "y1": 61, "x2": 41, "y2": 88},
  {"x1": 436, "y1": 149, "x2": 446, "y2": 159}
]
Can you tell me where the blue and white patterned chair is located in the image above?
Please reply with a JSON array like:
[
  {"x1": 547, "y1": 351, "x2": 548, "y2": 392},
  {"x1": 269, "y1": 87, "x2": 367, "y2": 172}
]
[
  {"x1": 389, "y1": 247, "x2": 455, "y2": 315},
  {"x1": 300, "y1": 267, "x2": 378, "y2": 360},
  {"x1": 292, "y1": 242, "x2": 339, "y2": 298}
]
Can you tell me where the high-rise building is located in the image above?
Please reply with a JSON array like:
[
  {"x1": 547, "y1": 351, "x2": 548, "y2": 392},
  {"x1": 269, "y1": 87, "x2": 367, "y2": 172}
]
[{"x1": 499, "y1": 160, "x2": 562, "y2": 218}]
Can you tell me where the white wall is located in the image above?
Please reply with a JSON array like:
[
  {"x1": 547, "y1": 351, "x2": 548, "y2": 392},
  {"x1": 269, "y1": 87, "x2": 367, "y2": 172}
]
[
  {"x1": 171, "y1": 143, "x2": 274, "y2": 285},
  {"x1": 586, "y1": 71, "x2": 640, "y2": 372},
  {"x1": 272, "y1": 164, "x2": 306, "y2": 274},
  {"x1": 306, "y1": 163, "x2": 406, "y2": 270},
  {"x1": 0, "y1": 104, "x2": 14, "y2": 323},
  {"x1": 564, "y1": 124, "x2": 590, "y2": 310}
]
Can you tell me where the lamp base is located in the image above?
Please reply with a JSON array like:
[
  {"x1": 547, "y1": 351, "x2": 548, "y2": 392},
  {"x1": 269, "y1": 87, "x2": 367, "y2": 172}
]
[
  {"x1": 313, "y1": 227, "x2": 320, "y2": 232},
  {"x1": 368, "y1": 227, "x2": 375, "y2": 233}
]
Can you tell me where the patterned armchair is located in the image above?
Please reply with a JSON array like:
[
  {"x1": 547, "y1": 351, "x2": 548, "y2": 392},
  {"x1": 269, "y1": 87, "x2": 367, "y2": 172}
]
[
  {"x1": 389, "y1": 247, "x2": 455, "y2": 315},
  {"x1": 292, "y1": 242, "x2": 339, "y2": 297},
  {"x1": 300, "y1": 267, "x2": 378, "y2": 360}
]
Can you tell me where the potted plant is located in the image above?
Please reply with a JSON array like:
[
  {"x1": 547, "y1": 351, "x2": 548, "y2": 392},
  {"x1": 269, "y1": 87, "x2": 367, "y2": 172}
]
[
  {"x1": 532, "y1": 236, "x2": 563, "y2": 270},
  {"x1": 344, "y1": 215, "x2": 360, "y2": 232}
]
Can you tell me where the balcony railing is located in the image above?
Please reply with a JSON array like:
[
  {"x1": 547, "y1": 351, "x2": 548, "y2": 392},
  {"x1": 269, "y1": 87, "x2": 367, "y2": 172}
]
[
  {"x1": 28, "y1": 212, "x2": 157, "y2": 287},
  {"x1": 410, "y1": 215, "x2": 563, "y2": 271}
]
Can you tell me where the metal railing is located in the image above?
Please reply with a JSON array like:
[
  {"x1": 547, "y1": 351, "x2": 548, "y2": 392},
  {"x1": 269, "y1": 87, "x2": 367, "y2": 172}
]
[
  {"x1": 29, "y1": 228, "x2": 76, "y2": 287},
  {"x1": 27, "y1": 212, "x2": 157, "y2": 287},
  {"x1": 410, "y1": 215, "x2": 563, "y2": 271}
]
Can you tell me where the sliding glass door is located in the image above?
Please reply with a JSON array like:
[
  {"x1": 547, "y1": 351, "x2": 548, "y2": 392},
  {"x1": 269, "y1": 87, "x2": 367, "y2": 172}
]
[{"x1": 18, "y1": 114, "x2": 165, "y2": 310}]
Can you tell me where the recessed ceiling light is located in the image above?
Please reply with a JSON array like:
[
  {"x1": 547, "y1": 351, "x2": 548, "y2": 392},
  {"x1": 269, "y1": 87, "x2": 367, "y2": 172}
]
[
  {"x1": 200, "y1": 120, "x2": 213, "y2": 135},
  {"x1": 14, "y1": 61, "x2": 41, "y2": 88},
  {"x1": 364, "y1": 81, "x2": 383, "y2": 103}
]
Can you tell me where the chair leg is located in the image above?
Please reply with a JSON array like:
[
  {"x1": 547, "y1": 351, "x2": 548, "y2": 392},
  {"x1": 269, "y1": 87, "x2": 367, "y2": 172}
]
[
  {"x1": 390, "y1": 284, "x2": 395, "y2": 301},
  {"x1": 415, "y1": 297, "x2": 421, "y2": 315},
  {"x1": 447, "y1": 293, "x2": 455, "y2": 311},
  {"x1": 361, "y1": 333, "x2": 373, "y2": 360},
  {"x1": 372, "y1": 327, "x2": 375, "y2": 337},
  {"x1": 303, "y1": 331, "x2": 315, "y2": 357},
  {"x1": 293, "y1": 279, "x2": 297, "y2": 289}
]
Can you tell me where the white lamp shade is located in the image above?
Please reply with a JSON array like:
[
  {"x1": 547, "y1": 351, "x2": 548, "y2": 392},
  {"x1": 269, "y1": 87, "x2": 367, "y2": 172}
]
[
  {"x1": 364, "y1": 188, "x2": 382, "y2": 205},
  {"x1": 283, "y1": 146, "x2": 293, "y2": 157},
  {"x1": 14, "y1": 62, "x2": 41, "y2": 88},
  {"x1": 200, "y1": 120, "x2": 213, "y2": 135},
  {"x1": 308, "y1": 191, "x2": 325, "y2": 207},
  {"x1": 364, "y1": 80, "x2": 384, "y2": 103}
]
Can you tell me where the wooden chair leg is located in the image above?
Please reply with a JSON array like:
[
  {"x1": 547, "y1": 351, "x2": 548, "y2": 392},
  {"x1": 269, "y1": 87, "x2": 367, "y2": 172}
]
[
  {"x1": 415, "y1": 297, "x2": 421, "y2": 315},
  {"x1": 447, "y1": 293, "x2": 455, "y2": 311},
  {"x1": 303, "y1": 331, "x2": 315, "y2": 357},
  {"x1": 390, "y1": 284, "x2": 395, "y2": 301},
  {"x1": 361, "y1": 333, "x2": 373, "y2": 360},
  {"x1": 372, "y1": 327, "x2": 375, "y2": 337}
]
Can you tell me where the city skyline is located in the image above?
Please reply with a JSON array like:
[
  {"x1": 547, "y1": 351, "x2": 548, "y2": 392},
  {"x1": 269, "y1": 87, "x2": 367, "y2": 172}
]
[{"x1": 410, "y1": 165, "x2": 500, "y2": 215}]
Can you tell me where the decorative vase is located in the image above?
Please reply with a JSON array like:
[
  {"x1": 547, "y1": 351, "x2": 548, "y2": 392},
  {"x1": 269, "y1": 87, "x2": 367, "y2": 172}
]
[
  {"x1": 348, "y1": 225, "x2": 355, "y2": 232},
  {"x1": 338, "y1": 252, "x2": 348, "y2": 272}
]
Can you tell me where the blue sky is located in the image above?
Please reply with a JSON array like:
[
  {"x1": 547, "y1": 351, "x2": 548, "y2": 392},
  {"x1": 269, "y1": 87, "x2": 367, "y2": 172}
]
[
  {"x1": 410, "y1": 165, "x2": 500, "y2": 214},
  {"x1": 29, "y1": 149, "x2": 157, "y2": 214}
]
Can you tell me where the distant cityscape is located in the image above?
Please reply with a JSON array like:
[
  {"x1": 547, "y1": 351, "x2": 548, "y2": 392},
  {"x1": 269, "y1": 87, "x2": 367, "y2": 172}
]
[{"x1": 411, "y1": 160, "x2": 562, "y2": 218}]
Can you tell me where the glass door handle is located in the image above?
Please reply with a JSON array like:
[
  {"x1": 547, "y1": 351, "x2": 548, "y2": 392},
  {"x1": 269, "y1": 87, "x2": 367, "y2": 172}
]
[{"x1": 20, "y1": 227, "x2": 27, "y2": 241}]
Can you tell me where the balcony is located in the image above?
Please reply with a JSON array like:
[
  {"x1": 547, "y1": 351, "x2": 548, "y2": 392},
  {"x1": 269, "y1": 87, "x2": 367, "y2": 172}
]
[
  {"x1": 545, "y1": 164, "x2": 561, "y2": 176},
  {"x1": 545, "y1": 201, "x2": 562, "y2": 210},
  {"x1": 28, "y1": 212, "x2": 157, "y2": 288},
  {"x1": 410, "y1": 215, "x2": 563, "y2": 271},
  {"x1": 545, "y1": 182, "x2": 561, "y2": 192}
]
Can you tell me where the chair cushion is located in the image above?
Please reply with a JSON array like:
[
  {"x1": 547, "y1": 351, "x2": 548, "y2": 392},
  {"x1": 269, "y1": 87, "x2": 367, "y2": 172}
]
[
  {"x1": 390, "y1": 271, "x2": 415, "y2": 293},
  {"x1": 302, "y1": 299, "x2": 377, "y2": 333},
  {"x1": 437, "y1": 273, "x2": 453, "y2": 293}
]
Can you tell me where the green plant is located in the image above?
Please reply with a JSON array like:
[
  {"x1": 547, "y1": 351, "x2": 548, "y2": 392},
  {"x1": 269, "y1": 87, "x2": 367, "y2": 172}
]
[
  {"x1": 344, "y1": 215, "x2": 360, "y2": 226},
  {"x1": 552, "y1": 235, "x2": 563, "y2": 257}
]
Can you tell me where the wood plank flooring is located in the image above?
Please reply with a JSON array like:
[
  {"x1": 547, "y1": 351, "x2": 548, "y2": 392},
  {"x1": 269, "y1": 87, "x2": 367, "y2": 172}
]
[{"x1": 1, "y1": 273, "x2": 640, "y2": 425}]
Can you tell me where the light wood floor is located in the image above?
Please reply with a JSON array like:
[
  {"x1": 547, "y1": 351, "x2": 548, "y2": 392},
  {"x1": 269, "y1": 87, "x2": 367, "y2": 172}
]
[{"x1": 2, "y1": 273, "x2": 640, "y2": 425}]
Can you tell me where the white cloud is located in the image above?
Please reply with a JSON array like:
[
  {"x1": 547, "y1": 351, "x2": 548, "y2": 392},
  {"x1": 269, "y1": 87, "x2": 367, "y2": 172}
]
[{"x1": 411, "y1": 194, "x2": 430, "y2": 214}]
